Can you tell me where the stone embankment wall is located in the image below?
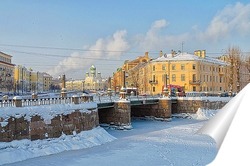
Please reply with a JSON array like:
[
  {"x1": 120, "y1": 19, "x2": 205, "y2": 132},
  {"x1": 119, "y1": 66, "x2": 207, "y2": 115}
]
[
  {"x1": 173, "y1": 100, "x2": 228, "y2": 114},
  {"x1": 0, "y1": 110, "x2": 99, "y2": 142}
]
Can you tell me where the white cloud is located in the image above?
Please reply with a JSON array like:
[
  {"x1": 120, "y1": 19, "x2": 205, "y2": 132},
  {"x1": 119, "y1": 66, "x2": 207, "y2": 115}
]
[
  {"x1": 151, "y1": 19, "x2": 168, "y2": 29},
  {"x1": 48, "y1": 30, "x2": 129, "y2": 77},
  {"x1": 48, "y1": 2, "x2": 250, "y2": 78},
  {"x1": 136, "y1": 19, "x2": 189, "y2": 51},
  {"x1": 198, "y1": 2, "x2": 250, "y2": 41},
  {"x1": 136, "y1": 3, "x2": 250, "y2": 52}
]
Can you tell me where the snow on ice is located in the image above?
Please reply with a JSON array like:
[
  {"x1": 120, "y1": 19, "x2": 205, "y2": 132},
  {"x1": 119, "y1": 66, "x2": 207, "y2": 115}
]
[{"x1": 0, "y1": 108, "x2": 219, "y2": 166}]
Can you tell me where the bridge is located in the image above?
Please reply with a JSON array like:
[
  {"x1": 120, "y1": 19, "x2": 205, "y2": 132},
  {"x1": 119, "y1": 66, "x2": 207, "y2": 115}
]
[{"x1": 0, "y1": 93, "x2": 229, "y2": 142}]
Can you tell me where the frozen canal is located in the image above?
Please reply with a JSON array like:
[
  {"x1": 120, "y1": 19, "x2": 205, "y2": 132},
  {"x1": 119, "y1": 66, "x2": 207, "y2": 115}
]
[{"x1": 3, "y1": 118, "x2": 217, "y2": 166}]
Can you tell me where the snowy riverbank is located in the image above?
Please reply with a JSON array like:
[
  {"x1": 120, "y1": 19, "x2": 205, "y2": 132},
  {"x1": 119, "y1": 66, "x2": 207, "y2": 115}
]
[
  {"x1": 0, "y1": 108, "x2": 218, "y2": 166},
  {"x1": 0, "y1": 127, "x2": 115, "y2": 165}
]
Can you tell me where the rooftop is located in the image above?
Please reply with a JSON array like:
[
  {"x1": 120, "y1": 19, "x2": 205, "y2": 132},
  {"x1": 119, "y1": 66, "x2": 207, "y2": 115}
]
[{"x1": 152, "y1": 52, "x2": 228, "y2": 66}]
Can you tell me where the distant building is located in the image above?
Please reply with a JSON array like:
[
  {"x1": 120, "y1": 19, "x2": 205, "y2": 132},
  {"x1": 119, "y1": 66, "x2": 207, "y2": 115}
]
[
  {"x1": 0, "y1": 52, "x2": 15, "y2": 93},
  {"x1": 14, "y1": 65, "x2": 53, "y2": 94},
  {"x1": 43, "y1": 73, "x2": 53, "y2": 92},
  {"x1": 84, "y1": 65, "x2": 107, "y2": 91},
  {"x1": 65, "y1": 79, "x2": 84, "y2": 91}
]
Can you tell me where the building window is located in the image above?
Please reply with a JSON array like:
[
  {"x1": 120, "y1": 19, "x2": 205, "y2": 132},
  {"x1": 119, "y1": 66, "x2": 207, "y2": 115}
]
[
  {"x1": 192, "y1": 64, "x2": 196, "y2": 70},
  {"x1": 181, "y1": 64, "x2": 185, "y2": 70},
  {"x1": 162, "y1": 64, "x2": 166, "y2": 70},
  {"x1": 181, "y1": 74, "x2": 185, "y2": 81},
  {"x1": 193, "y1": 86, "x2": 196, "y2": 91},
  {"x1": 153, "y1": 87, "x2": 155, "y2": 92},
  {"x1": 172, "y1": 74, "x2": 176, "y2": 82},
  {"x1": 192, "y1": 74, "x2": 196, "y2": 81},
  {"x1": 220, "y1": 77, "x2": 222, "y2": 83},
  {"x1": 172, "y1": 64, "x2": 176, "y2": 70},
  {"x1": 153, "y1": 65, "x2": 155, "y2": 71}
]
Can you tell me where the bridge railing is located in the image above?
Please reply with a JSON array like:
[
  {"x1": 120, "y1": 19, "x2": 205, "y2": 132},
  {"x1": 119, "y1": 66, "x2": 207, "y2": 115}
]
[
  {"x1": 93, "y1": 94, "x2": 159, "y2": 103},
  {"x1": 0, "y1": 93, "x2": 162, "y2": 108},
  {"x1": 0, "y1": 95, "x2": 94, "y2": 108}
]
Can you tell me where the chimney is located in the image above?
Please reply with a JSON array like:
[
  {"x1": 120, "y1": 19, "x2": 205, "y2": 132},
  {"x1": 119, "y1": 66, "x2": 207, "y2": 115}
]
[
  {"x1": 159, "y1": 50, "x2": 163, "y2": 57},
  {"x1": 171, "y1": 50, "x2": 176, "y2": 57},
  {"x1": 145, "y1": 52, "x2": 149, "y2": 58},
  {"x1": 194, "y1": 50, "x2": 201, "y2": 57},
  {"x1": 201, "y1": 50, "x2": 206, "y2": 58}
]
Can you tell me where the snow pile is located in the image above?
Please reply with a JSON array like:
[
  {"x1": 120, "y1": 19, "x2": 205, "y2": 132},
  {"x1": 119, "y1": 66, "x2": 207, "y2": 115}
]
[
  {"x1": 173, "y1": 108, "x2": 219, "y2": 120},
  {"x1": 0, "y1": 126, "x2": 116, "y2": 165},
  {"x1": 190, "y1": 108, "x2": 218, "y2": 120}
]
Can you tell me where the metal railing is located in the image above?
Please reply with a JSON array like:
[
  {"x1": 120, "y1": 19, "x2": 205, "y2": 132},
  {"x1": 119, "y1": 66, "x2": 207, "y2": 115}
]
[
  {"x1": 0, "y1": 96, "x2": 93, "y2": 108},
  {"x1": 0, "y1": 94, "x2": 160, "y2": 108}
]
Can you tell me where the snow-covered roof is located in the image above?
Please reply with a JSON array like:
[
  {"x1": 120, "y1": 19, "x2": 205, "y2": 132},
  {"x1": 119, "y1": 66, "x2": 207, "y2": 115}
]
[{"x1": 152, "y1": 52, "x2": 228, "y2": 66}]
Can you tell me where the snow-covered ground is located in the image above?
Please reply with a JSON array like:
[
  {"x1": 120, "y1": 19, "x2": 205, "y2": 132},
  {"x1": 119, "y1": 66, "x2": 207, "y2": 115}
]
[{"x1": 0, "y1": 108, "x2": 218, "y2": 166}]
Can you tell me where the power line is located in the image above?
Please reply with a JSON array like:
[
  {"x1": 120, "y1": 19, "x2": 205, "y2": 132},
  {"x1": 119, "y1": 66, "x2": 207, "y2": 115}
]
[
  {"x1": 1, "y1": 43, "x2": 250, "y2": 56},
  {"x1": 2, "y1": 49, "x2": 125, "y2": 62},
  {"x1": 0, "y1": 43, "x2": 160, "y2": 54}
]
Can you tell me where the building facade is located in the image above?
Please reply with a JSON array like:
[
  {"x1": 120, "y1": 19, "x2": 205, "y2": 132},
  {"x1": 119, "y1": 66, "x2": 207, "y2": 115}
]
[
  {"x1": 218, "y1": 54, "x2": 249, "y2": 93},
  {"x1": 65, "y1": 80, "x2": 84, "y2": 91},
  {"x1": 0, "y1": 52, "x2": 15, "y2": 94},
  {"x1": 14, "y1": 66, "x2": 53, "y2": 94},
  {"x1": 83, "y1": 65, "x2": 107, "y2": 91},
  {"x1": 43, "y1": 73, "x2": 53, "y2": 92},
  {"x1": 113, "y1": 50, "x2": 230, "y2": 95},
  {"x1": 112, "y1": 52, "x2": 150, "y2": 93}
]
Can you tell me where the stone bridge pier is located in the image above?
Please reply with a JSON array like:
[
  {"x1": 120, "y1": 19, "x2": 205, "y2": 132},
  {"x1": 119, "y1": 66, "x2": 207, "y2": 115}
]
[
  {"x1": 98, "y1": 100, "x2": 132, "y2": 129},
  {"x1": 131, "y1": 98, "x2": 171, "y2": 120}
]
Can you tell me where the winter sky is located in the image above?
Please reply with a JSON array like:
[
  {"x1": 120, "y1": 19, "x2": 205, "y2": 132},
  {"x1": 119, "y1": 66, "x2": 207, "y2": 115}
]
[{"x1": 0, "y1": 0, "x2": 250, "y2": 79}]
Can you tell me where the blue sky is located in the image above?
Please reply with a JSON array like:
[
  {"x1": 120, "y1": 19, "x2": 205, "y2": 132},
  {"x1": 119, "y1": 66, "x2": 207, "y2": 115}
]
[{"x1": 0, "y1": 0, "x2": 250, "y2": 79}]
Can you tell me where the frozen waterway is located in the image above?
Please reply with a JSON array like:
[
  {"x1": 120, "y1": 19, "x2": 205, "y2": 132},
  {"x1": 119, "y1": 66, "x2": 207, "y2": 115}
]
[{"x1": 3, "y1": 118, "x2": 217, "y2": 166}]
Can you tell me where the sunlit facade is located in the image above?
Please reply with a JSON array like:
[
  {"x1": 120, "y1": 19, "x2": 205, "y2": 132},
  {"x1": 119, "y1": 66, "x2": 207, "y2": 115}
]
[
  {"x1": 113, "y1": 50, "x2": 230, "y2": 95},
  {"x1": 0, "y1": 52, "x2": 15, "y2": 93}
]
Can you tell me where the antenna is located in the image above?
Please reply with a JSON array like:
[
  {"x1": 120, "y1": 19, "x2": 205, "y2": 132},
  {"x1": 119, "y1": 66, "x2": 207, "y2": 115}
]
[{"x1": 181, "y1": 41, "x2": 184, "y2": 55}]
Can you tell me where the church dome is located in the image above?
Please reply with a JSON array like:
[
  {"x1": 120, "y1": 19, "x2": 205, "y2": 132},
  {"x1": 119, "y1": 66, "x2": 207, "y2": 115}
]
[{"x1": 90, "y1": 65, "x2": 96, "y2": 70}]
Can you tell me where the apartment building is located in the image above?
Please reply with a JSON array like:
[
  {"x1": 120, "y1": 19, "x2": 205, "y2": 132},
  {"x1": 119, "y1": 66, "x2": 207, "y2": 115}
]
[
  {"x1": 113, "y1": 50, "x2": 230, "y2": 95},
  {"x1": 0, "y1": 52, "x2": 15, "y2": 93}
]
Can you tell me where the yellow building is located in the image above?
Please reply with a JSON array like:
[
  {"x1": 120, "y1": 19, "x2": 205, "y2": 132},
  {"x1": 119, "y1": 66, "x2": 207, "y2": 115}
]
[
  {"x1": 115, "y1": 50, "x2": 230, "y2": 95},
  {"x1": 14, "y1": 66, "x2": 52, "y2": 94},
  {"x1": 43, "y1": 73, "x2": 53, "y2": 92},
  {"x1": 0, "y1": 51, "x2": 15, "y2": 93},
  {"x1": 112, "y1": 52, "x2": 150, "y2": 93},
  {"x1": 218, "y1": 54, "x2": 249, "y2": 93},
  {"x1": 65, "y1": 80, "x2": 84, "y2": 91}
]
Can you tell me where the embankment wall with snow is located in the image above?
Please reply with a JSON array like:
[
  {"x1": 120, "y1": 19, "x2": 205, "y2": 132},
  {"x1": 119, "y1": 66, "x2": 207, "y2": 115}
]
[
  {"x1": 173, "y1": 98, "x2": 229, "y2": 114},
  {"x1": 0, "y1": 103, "x2": 99, "y2": 142}
]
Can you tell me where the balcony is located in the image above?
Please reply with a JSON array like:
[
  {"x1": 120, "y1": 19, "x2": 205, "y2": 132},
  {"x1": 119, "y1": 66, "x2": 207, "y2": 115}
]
[
  {"x1": 149, "y1": 80, "x2": 158, "y2": 85},
  {"x1": 219, "y1": 71, "x2": 224, "y2": 75},
  {"x1": 189, "y1": 80, "x2": 201, "y2": 85}
]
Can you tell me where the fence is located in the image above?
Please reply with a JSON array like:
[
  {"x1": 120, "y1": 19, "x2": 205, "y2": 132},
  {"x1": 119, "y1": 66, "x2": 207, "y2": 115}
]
[
  {"x1": 0, "y1": 93, "x2": 159, "y2": 108},
  {"x1": 0, "y1": 95, "x2": 94, "y2": 108}
]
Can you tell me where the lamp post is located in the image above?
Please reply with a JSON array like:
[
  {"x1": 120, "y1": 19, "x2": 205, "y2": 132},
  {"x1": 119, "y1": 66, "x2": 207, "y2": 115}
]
[
  {"x1": 82, "y1": 80, "x2": 85, "y2": 93},
  {"x1": 120, "y1": 70, "x2": 127, "y2": 99}
]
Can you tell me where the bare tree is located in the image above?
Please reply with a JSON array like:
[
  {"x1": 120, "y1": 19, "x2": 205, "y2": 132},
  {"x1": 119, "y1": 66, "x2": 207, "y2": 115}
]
[
  {"x1": 227, "y1": 46, "x2": 243, "y2": 93},
  {"x1": 129, "y1": 68, "x2": 140, "y2": 91},
  {"x1": 245, "y1": 55, "x2": 250, "y2": 83}
]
